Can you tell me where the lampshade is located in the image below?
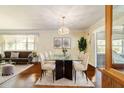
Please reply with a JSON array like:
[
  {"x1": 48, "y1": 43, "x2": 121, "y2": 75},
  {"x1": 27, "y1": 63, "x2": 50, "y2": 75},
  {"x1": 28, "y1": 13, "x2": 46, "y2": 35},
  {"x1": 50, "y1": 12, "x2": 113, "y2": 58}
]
[
  {"x1": 58, "y1": 16, "x2": 70, "y2": 35},
  {"x1": 58, "y1": 26, "x2": 70, "y2": 35}
]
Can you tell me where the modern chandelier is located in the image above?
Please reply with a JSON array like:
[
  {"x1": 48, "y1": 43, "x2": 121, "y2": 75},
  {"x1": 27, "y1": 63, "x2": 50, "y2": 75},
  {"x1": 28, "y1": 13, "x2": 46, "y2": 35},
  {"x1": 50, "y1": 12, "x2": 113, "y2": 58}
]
[{"x1": 58, "y1": 16, "x2": 70, "y2": 35}]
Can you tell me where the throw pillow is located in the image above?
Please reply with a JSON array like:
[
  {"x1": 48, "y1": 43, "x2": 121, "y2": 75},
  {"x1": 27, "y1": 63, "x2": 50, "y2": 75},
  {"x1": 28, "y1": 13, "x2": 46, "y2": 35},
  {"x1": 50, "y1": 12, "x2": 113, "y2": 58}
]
[
  {"x1": 11, "y1": 52, "x2": 19, "y2": 58},
  {"x1": 28, "y1": 53, "x2": 33, "y2": 58},
  {"x1": 1, "y1": 53, "x2": 5, "y2": 58}
]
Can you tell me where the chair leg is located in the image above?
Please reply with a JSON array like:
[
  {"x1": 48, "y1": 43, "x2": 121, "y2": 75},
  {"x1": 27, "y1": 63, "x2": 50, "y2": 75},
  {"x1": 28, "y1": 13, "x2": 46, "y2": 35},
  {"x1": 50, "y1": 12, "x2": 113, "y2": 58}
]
[
  {"x1": 43, "y1": 70, "x2": 47, "y2": 76},
  {"x1": 42, "y1": 70, "x2": 44, "y2": 76},
  {"x1": 75, "y1": 70, "x2": 76, "y2": 83},
  {"x1": 40, "y1": 70, "x2": 43, "y2": 80},
  {"x1": 43, "y1": 70, "x2": 46, "y2": 76},
  {"x1": 52, "y1": 70, "x2": 54, "y2": 83},
  {"x1": 84, "y1": 71, "x2": 88, "y2": 82},
  {"x1": 82, "y1": 71, "x2": 84, "y2": 77},
  {"x1": 72, "y1": 67, "x2": 74, "y2": 81},
  {"x1": 72, "y1": 67, "x2": 75, "y2": 80}
]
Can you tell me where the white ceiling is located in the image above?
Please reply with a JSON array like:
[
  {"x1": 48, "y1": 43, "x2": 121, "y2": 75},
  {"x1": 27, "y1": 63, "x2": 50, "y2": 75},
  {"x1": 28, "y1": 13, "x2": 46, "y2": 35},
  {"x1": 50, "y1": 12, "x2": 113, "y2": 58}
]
[{"x1": 0, "y1": 5, "x2": 104, "y2": 31}]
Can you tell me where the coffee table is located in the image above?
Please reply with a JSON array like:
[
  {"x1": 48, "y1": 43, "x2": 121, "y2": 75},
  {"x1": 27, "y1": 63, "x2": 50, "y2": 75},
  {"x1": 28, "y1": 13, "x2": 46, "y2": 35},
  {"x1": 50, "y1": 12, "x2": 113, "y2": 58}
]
[
  {"x1": 1, "y1": 58, "x2": 16, "y2": 64},
  {"x1": 1, "y1": 60, "x2": 15, "y2": 65}
]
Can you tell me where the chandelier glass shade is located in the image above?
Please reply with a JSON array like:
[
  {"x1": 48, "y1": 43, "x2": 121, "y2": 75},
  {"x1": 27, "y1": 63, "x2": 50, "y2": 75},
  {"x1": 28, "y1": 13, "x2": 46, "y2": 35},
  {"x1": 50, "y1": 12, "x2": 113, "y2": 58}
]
[
  {"x1": 58, "y1": 16, "x2": 70, "y2": 35},
  {"x1": 58, "y1": 26, "x2": 70, "y2": 35}
]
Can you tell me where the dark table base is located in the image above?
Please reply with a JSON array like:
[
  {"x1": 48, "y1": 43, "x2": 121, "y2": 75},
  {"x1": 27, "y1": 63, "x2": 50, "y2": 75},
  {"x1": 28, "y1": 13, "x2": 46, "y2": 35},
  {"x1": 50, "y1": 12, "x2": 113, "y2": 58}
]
[{"x1": 55, "y1": 60, "x2": 72, "y2": 80}]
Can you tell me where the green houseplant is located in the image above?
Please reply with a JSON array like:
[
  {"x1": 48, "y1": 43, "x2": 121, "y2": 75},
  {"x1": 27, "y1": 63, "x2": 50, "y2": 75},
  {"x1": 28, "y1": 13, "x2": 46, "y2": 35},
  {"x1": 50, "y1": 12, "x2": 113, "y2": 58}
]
[{"x1": 78, "y1": 37, "x2": 87, "y2": 53}]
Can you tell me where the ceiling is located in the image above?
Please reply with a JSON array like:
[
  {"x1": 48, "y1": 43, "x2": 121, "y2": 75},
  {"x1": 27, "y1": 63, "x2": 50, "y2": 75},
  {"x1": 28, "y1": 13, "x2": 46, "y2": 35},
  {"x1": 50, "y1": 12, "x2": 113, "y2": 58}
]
[{"x1": 0, "y1": 5, "x2": 104, "y2": 31}]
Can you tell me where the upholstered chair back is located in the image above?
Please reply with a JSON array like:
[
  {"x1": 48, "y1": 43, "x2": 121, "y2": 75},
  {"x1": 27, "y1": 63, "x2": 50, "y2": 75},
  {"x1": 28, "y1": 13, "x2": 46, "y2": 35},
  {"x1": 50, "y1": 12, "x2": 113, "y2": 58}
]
[
  {"x1": 48, "y1": 51, "x2": 53, "y2": 58},
  {"x1": 44, "y1": 52, "x2": 49, "y2": 59},
  {"x1": 40, "y1": 53, "x2": 45, "y2": 65}
]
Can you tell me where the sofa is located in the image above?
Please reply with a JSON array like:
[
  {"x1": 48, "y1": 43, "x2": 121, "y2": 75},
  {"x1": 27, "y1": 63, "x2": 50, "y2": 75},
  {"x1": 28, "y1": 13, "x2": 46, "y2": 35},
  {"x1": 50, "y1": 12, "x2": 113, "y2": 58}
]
[{"x1": 2, "y1": 51, "x2": 32, "y2": 64}]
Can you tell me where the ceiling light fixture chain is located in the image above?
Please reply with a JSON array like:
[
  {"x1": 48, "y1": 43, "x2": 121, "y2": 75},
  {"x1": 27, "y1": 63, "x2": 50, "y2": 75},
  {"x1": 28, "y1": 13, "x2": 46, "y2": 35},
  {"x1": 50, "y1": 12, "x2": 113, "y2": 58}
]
[{"x1": 58, "y1": 16, "x2": 70, "y2": 35}]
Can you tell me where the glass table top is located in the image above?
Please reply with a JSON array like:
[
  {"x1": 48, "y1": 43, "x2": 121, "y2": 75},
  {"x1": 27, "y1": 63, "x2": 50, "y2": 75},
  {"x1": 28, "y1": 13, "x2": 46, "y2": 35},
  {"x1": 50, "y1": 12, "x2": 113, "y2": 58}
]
[{"x1": 46, "y1": 54, "x2": 83, "y2": 61}]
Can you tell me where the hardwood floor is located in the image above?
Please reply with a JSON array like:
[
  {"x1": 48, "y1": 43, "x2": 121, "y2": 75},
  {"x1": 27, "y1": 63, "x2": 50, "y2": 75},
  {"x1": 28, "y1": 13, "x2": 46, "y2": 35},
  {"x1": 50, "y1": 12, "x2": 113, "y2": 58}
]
[{"x1": 0, "y1": 63, "x2": 101, "y2": 88}]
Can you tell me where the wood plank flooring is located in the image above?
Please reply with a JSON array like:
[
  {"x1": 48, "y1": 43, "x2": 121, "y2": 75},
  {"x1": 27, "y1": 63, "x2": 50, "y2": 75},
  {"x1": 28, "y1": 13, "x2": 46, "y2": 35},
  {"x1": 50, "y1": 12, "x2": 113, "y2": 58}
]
[{"x1": 0, "y1": 63, "x2": 101, "y2": 88}]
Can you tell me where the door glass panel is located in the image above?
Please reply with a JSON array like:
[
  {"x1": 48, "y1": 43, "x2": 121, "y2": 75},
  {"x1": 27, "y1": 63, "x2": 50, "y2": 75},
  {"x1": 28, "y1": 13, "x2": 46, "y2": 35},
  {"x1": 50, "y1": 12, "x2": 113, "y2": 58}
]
[{"x1": 112, "y1": 5, "x2": 124, "y2": 64}]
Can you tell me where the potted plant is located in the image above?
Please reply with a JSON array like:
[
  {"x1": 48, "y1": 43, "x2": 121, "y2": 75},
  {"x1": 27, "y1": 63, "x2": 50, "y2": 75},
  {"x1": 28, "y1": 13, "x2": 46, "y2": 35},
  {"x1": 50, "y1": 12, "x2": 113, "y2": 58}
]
[
  {"x1": 78, "y1": 37, "x2": 87, "y2": 54},
  {"x1": 32, "y1": 51, "x2": 37, "y2": 57},
  {"x1": 62, "y1": 48, "x2": 67, "y2": 57}
]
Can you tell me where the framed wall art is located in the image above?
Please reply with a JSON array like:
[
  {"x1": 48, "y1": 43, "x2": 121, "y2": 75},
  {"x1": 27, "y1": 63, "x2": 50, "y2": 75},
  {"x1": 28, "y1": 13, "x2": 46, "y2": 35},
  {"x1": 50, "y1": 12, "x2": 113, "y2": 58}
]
[
  {"x1": 62, "y1": 37, "x2": 71, "y2": 48},
  {"x1": 54, "y1": 37, "x2": 62, "y2": 48},
  {"x1": 54, "y1": 37, "x2": 71, "y2": 48}
]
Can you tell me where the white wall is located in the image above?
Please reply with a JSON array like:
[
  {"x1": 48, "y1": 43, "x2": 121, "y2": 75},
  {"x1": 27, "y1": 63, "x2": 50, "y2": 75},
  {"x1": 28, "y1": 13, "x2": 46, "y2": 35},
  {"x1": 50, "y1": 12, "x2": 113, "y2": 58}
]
[
  {"x1": 84, "y1": 18, "x2": 104, "y2": 67},
  {"x1": 0, "y1": 30, "x2": 89, "y2": 57},
  {"x1": 37, "y1": 30, "x2": 89, "y2": 57}
]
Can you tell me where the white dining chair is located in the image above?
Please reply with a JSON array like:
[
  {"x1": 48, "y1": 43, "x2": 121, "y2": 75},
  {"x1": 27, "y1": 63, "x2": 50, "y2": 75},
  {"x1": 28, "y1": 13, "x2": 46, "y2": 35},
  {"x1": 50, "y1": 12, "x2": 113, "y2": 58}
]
[
  {"x1": 39, "y1": 53, "x2": 55, "y2": 82},
  {"x1": 44, "y1": 51, "x2": 55, "y2": 64},
  {"x1": 48, "y1": 51, "x2": 53, "y2": 58},
  {"x1": 44, "y1": 52, "x2": 49, "y2": 59},
  {"x1": 73, "y1": 53, "x2": 89, "y2": 83}
]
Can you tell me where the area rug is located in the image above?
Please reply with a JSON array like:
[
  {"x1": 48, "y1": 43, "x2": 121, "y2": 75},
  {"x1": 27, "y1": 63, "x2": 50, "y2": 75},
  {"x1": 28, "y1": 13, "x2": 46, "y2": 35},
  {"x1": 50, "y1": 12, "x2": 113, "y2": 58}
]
[
  {"x1": 35, "y1": 71, "x2": 95, "y2": 88},
  {"x1": 0, "y1": 64, "x2": 33, "y2": 85}
]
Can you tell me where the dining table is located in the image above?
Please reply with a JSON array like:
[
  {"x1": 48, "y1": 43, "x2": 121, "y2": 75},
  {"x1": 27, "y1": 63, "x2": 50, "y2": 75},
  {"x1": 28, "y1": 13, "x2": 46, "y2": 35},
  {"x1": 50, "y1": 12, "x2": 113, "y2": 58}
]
[{"x1": 46, "y1": 54, "x2": 83, "y2": 80}]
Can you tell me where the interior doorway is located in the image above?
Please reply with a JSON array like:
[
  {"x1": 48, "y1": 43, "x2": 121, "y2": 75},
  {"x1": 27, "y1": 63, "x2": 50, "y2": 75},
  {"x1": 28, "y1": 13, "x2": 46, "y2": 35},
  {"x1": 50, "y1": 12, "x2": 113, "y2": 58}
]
[{"x1": 95, "y1": 31, "x2": 105, "y2": 68}]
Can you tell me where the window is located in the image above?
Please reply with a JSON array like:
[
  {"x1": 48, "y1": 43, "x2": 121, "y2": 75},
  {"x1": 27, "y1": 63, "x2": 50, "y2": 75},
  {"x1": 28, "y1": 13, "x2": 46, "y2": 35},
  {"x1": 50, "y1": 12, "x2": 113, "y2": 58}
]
[
  {"x1": 97, "y1": 40, "x2": 105, "y2": 54},
  {"x1": 27, "y1": 35, "x2": 35, "y2": 50},
  {"x1": 97, "y1": 39, "x2": 123, "y2": 54},
  {"x1": 112, "y1": 40, "x2": 122, "y2": 54},
  {"x1": 3, "y1": 35, "x2": 35, "y2": 51}
]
